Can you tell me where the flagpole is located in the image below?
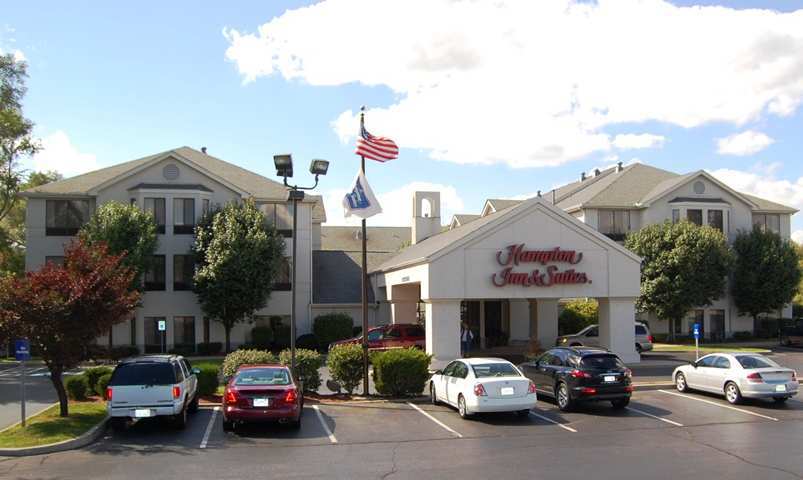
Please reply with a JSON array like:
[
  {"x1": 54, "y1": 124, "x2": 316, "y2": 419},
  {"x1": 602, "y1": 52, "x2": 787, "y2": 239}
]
[{"x1": 360, "y1": 107, "x2": 370, "y2": 397}]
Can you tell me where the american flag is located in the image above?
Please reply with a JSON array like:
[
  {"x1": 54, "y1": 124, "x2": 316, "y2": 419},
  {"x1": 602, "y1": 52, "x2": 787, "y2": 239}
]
[{"x1": 355, "y1": 118, "x2": 398, "y2": 162}]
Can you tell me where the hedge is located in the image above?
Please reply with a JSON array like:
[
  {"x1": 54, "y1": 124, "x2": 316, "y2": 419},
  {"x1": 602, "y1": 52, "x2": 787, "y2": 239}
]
[
  {"x1": 251, "y1": 326, "x2": 274, "y2": 350},
  {"x1": 65, "y1": 375, "x2": 90, "y2": 401},
  {"x1": 221, "y1": 349, "x2": 278, "y2": 378},
  {"x1": 313, "y1": 313, "x2": 354, "y2": 350},
  {"x1": 96, "y1": 372, "x2": 113, "y2": 398},
  {"x1": 327, "y1": 343, "x2": 364, "y2": 394},
  {"x1": 84, "y1": 366, "x2": 113, "y2": 392},
  {"x1": 197, "y1": 342, "x2": 222, "y2": 356},
  {"x1": 371, "y1": 348, "x2": 431, "y2": 397},
  {"x1": 279, "y1": 348, "x2": 323, "y2": 393},
  {"x1": 196, "y1": 364, "x2": 220, "y2": 396}
]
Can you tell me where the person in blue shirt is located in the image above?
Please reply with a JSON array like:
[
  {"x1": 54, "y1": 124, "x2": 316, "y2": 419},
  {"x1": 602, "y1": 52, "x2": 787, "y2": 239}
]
[{"x1": 460, "y1": 321, "x2": 474, "y2": 358}]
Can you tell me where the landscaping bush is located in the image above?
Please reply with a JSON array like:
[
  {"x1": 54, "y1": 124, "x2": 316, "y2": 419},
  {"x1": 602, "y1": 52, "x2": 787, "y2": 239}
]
[
  {"x1": 251, "y1": 326, "x2": 274, "y2": 350},
  {"x1": 371, "y1": 347, "x2": 431, "y2": 397},
  {"x1": 197, "y1": 342, "x2": 222, "y2": 356},
  {"x1": 196, "y1": 364, "x2": 220, "y2": 396},
  {"x1": 352, "y1": 326, "x2": 363, "y2": 337},
  {"x1": 295, "y1": 333, "x2": 319, "y2": 351},
  {"x1": 279, "y1": 348, "x2": 323, "y2": 392},
  {"x1": 221, "y1": 349, "x2": 278, "y2": 378},
  {"x1": 65, "y1": 375, "x2": 90, "y2": 401},
  {"x1": 327, "y1": 343, "x2": 364, "y2": 394},
  {"x1": 96, "y1": 372, "x2": 113, "y2": 398},
  {"x1": 313, "y1": 313, "x2": 354, "y2": 350},
  {"x1": 84, "y1": 366, "x2": 113, "y2": 392},
  {"x1": 273, "y1": 324, "x2": 291, "y2": 350},
  {"x1": 558, "y1": 299, "x2": 598, "y2": 335},
  {"x1": 110, "y1": 345, "x2": 139, "y2": 360}
]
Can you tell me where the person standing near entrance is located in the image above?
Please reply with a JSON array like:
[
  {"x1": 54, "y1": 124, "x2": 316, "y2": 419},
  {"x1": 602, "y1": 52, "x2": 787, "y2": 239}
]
[{"x1": 461, "y1": 321, "x2": 474, "y2": 358}]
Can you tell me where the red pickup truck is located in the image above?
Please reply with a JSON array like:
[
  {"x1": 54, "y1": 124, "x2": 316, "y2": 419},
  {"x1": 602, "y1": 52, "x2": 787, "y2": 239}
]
[{"x1": 328, "y1": 323, "x2": 426, "y2": 352}]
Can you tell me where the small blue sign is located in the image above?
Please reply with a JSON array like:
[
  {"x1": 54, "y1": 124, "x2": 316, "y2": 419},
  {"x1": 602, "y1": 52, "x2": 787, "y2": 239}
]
[
  {"x1": 693, "y1": 323, "x2": 701, "y2": 340},
  {"x1": 15, "y1": 339, "x2": 31, "y2": 361}
]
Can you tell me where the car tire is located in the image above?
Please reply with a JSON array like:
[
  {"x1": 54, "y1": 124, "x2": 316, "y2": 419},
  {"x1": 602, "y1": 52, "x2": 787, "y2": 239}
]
[
  {"x1": 222, "y1": 419, "x2": 234, "y2": 432},
  {"x1": 188, "y1": 394, "x2": 199, "y2": 413},
  {"x1": 516, "y1": 409, "x2": 531, "y2": 418},
  {"x1": 289, "y1": 414, "x2": 302, "y2": 430},
  {"x1": 173, "y1": 405, "x2": 188, "y2": 430},
  {"x1": 724, "y1": 382, "x2": 742, "y2": 405},
  {"x1": 675, "y1": 373, "x2": 688, "y2": 393},
  {"x1": 110, "y1": 417, "x2": 127, "y2": 432},
  {"x1": 430, "y1": 383, "x2": 439, "y2": 405},
  {"x1": 556, "y1": 382, "x2": 574, "y2": 412},
  {"x1": 457, "y1": 394, "x2": 472, "y2": 419},
  {"x1": 773, "y1": 397, "x2": 788, "y2": 404},
  {"x1": 611, "y1": 398, "x2": 630, "y2": 409},
  {"x1": 635, "y1": 344, "x2": 643, "y2": 354}
]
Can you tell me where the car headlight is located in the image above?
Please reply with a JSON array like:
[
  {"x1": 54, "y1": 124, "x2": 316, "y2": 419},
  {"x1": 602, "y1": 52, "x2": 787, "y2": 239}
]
[{"x1": 560, "y1": 338, "x2": 568, "y2": 344}]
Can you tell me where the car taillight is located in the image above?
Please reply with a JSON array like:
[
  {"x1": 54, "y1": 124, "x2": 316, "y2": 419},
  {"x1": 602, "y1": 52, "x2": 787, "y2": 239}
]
[
  {"x1": 172, "y1": 386, "x2": 181, "y2": 399},
  {"x1": 106, "y1": 387, "x2": 112, "y2": 401},
  {"x1": 581, "y1": 387, "x2": 597, "y2": 394},
  {"x1": 746, "y1": 372, "x2": 763, "y2": 383},
  {"x1": 474, "y1": 383, "x2": 487, "y2": 396},
  {"x1": 647, "y1": 335, "x2": 654, "y2": 343},
  {"x1": 284, "y1": 388, "x2": 298, "y2": 404},
  {"x1": 224, "y1": 389, "x2": 239, "y2": 404},
  {"x1": 570, "y1": 369, "x2": 592, "y2": 379},
  {"x1": 624, "y1": 368, "x2": 633, "y2": 379},
  {"x1": 528, "y1": 382, "x2": 537, "y2": 394}
]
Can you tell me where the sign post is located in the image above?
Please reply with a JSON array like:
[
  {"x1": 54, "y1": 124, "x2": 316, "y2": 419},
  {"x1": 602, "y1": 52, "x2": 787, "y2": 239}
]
[
  {"x1": 15, "y1": 339, "x2": 31, "y2": 428},
  {"x1": 693, "y1": 323, "x2": 701, "y2": 361},
  {"x1": 158, "y1": 320, "x2": 166, "y2": 353}
]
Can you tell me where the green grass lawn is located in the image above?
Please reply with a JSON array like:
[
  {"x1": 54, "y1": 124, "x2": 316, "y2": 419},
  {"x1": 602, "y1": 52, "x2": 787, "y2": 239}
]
[
  {"x1": 191, "y1": 358, "x2": 223, "y2": 370},
  {"x1": 0, "y1": 401, "x2": 107, "y2": 449},
  {"x1": 653, "y1": 343, "x2": 770, "y2": 353}
]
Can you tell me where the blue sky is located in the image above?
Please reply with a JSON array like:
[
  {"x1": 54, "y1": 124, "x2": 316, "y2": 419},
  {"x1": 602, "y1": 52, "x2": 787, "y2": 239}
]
[{"x1": 4, "y1": 1, "x2": 803, "y2": 239}]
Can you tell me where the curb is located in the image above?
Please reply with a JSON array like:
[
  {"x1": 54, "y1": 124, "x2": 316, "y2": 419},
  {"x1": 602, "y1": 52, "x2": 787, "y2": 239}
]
[{"x1": 0, "y1": 417, "x2": 109, "y2": 457}]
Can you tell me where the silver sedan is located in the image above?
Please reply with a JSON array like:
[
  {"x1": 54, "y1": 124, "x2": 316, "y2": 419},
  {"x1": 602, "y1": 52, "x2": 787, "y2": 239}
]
[{"x1": 672, "y1": 353, "x2": 798, "y2": 404}]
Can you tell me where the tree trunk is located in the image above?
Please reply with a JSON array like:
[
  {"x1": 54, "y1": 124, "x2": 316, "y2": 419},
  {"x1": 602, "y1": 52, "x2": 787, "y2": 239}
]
[
  {"x1": 225, "y1": 326, "x2": 231, "y2": 353},
  {"x1": 49, "y1": 367, "x2": 69, "y2": 417}
]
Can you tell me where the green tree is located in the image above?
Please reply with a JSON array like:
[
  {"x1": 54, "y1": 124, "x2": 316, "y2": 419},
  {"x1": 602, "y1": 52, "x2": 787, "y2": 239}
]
[
  {"x1": 732, "y1": 226, "x2": 801, "y2": 332},
  {"x1": 193, "y1": 200, "x2": 285, "y2": 352},
  {"x1": 1, "y1": 54, "x2": 41, "y2": 223},
  {"x1": 625, "y1": 221, "x2": 732, "y2": 341},
  {"x1": 558, "y1": 299, "x2": 598, "y2": 335},
  {"x1": 793, "y1": 241, "x2": 803, "y2": 308}
]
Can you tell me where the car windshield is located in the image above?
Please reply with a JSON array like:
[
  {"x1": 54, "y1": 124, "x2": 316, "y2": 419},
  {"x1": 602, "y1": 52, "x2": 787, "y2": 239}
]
[
  {"x1": 471, "y1": 363, "x2": 521, "y2": 378},
  {"x1": 735, "y1": 355, "x2": 779, "y2": 369},
  {"x1": 234, "y1": 368, "x2": 291, "y2": 386},
  {"x1": 580, "y1": 355, "x2": 625, "y2": 370},
  {"x1": 110, "y1": 363, "x2": 176, "y2": 386}
]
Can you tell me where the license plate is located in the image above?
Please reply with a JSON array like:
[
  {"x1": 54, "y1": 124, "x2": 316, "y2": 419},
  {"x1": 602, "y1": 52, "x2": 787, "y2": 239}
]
[
  {"x1": 134, "y1": 409, "x2": 152, "y2": 418},
  {"x1": 253, "y1": 398, "x2": 270, "y2": 407},
  {"x1": 775, "y1": 384, "x2": 787, "y2": 392},
  {"x1": 500, "y1": 387, "x2": 515, "y2": 396},
  {"x1": 604, "y1": 375, "x2": 617, "y2": 383}
]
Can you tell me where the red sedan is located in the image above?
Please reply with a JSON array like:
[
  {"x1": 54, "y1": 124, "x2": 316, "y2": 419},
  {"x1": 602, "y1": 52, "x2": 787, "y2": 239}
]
[
  {"x1": 328, "y1": 323, "x2": 426, "y2": 352},
  {"x1": 222, "y1": 364, "x2": 303, "y2": 431}
]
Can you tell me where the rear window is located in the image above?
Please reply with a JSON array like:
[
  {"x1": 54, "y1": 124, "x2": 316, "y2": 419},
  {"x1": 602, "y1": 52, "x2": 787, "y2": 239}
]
[
  {"x1": 735, "y1": 355, "x2": 779, "y2": 369},
  {"x1": 580, "y1": 355, "x2": 625, "y2": 370},
  {"x1": 110, "y1": 363, "x2": 176, "y2": 386},
  {"x1": 471, "y1": 363, "x2": 521, "y2": 378},
  {"x1": 234, "y1": 368, "x2": 291, "y2": 386},
  {"x1": 635, "y1": 325, "x2": 647, "y2": 335}
]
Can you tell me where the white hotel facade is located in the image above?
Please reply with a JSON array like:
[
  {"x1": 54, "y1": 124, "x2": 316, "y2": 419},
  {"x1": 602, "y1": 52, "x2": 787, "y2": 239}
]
[{"x1": 22, "y1": 147, "x2": 796, "y2": 364}]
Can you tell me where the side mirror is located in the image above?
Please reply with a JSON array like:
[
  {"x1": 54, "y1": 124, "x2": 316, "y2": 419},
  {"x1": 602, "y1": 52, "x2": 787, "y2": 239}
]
[
  {"x1": 191, "y1": 367, "x2": 201, "y2": 375},
  {"x1": 690, "y1": 361, "x2": 697, "y2": 368},
  {"x1": 433, "y1": 369, "x2": 442, "y2": 376}
]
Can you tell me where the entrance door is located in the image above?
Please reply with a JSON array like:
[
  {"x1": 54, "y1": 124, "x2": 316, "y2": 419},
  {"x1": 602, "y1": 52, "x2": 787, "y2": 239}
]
[{"x1": 484, "y1": 301, "x2": 504, "y2": 347}]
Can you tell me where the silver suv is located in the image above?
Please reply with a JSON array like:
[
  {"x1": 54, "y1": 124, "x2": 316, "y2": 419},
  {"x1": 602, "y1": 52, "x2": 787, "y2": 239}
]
[{"x1": 555, "y1": 322, "x2": 654, "y2": 353}]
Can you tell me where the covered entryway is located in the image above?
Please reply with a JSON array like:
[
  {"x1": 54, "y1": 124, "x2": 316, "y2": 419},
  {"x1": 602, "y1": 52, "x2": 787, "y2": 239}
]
[{"x1": 373, "y1": 196, "x2": 642, "y2": 368}]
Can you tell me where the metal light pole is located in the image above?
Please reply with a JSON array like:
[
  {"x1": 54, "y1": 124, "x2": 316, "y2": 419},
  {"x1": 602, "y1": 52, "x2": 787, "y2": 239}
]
[{"x1": 274, "y1": 155, "x2": 329, "y2": 378}]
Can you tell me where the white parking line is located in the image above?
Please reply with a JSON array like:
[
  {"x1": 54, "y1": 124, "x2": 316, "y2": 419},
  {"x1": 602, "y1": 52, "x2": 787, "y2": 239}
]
[
  {"x1": 528, "y1": 410, "x2": 578, "y2": 433},
  {"x1": 625, "y1": 406, "x2": 684, "y2": 427},
  {"x1": 658, "y1": 389, "x2": 779, "y2": 422},
  {"x1": 406, "y1": 402, "x2": 463, "y2": 438},
  {"x1": 199, "y1": 406, "x2": 219, "y2": 449},
  {"x1": 312, "y1": 405, "x2": 338, "y2": 443}
]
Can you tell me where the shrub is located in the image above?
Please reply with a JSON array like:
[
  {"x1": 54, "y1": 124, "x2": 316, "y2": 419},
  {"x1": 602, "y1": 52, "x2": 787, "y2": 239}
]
[
  {"x1": 84, "y1": 366, "x2": 113, "y2": 392},
  {"x1": 273, "y1": 324, "x2": 291, "y2": 350},
  {"x1": 372, "y1": 347, "x2": 431, "y2": 397},
  {"x1": 279, "y1": 348, "x2": 323, "y2": 392},
  {"x1": 313, "y1": 313, "x2": 354, "y2": 350},
  {"x1": 110, "y1": 345, "x2": 139, "y2": 360},
  {"x1": 65, "y1": 375, "x2": 89, "y2": 400},
  {"x1": 251, "y1": 326, "x2": 274, "y2": 349},
  {"x1": 83, "y1": 344, "x2": 108, "y2": 361},
  {"x1": 196, "y1": 364, "x2": 220, "y2": 396},
  {"x1": 221, "y1": 349, "x2": 277, "y2": 379},
  {"x1": 296, "y1": 334, "x2": 319, "y2": 351},
  {"x1": 352, "y1": 326, "x2": 363, "y2": 337},
  {"x1": 197, "y1": 342, "x2": 222, "y2": 356},
  {"x1": 327, "y1": 343, "x2": 364, "y2": 394},
  {"x1": 558, "y1": 299, "x2": 598, "y2": 335},
  {"x1": 96, "y1": 372, "x2": 113, "y2": 398}
]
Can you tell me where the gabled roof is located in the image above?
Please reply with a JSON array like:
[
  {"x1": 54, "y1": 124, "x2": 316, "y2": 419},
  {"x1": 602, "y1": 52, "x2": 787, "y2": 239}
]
[
  {"x1": 555, "y1": 163, "x2": 679, "y2": 210},
  {"x1": 449, "y1": 214, "x2": 481, "y2": 229},
  {"x1": 481, "y1": 198, "x2": 522, "y2": 216},
  {"x1": 741, "y1": 193, "x2": 798, "y2": 213}
]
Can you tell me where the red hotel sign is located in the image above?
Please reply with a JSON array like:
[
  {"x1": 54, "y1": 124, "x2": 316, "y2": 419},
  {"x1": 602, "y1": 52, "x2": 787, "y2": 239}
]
[{"x1": 492, "y1": 244, "x2": 590, "y2": 287}]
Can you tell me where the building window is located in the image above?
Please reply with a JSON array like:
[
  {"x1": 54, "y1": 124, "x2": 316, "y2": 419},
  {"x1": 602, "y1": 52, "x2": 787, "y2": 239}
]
[
  {"x1": 45, "y1": 199, "x2": 90, "y2": 236},
  {"x1": 130, "y1": 198, "x2": 136, "y2": 206},
  {"x1": 753, "y1": 213, "x2": 780, "y2": 234},
  {"x1": 202, "y1": 198, "x2": 210, "y2": 215},
  {"x1": 686, "y1": 209, "x2": 703, "y2": 226},
  {"x1": 686, "y1": 309, "x2": 704, "y2": 337},
  {"x1": 44, "y1": 256, "x2": 65, "y2": 266},
  {"x1": 274, "y1": 257, "x2": 292, "y2": 291},
  {"x1": 709, "y1": 310, "x2": 725, "y2": 341},
  {"x1": 260, "y1": 203, "x2": 293, "y2": 237},
  {"x1": 144, "y1": 197, "x2": 166, "y2": 234},
  {"x1": 144, "y1": 316, "x2": 166, "y2": 353},
  {"x1": 672, "y1": 209, "x2": 680, "y2": 224},
  {"x1": 598, "y1": 209, "x2": 631, "y2": 240},
  {"x1": 174, "y1": 316, "x2": 195, "y2": 350},
  {"x1": 173, "y1": 198, "x2": 195, "y2": 234},
  {"x1": 173, "y1": 255, "x2": 195, "y2": 291},
  {"x1": 203, "y1": 317, "x2": 210, "y2": 343},
  {"x1": 145, "y1": 255, "x2": 166, "y2": 291},
  {"x1": 707, "y1": 210, "x2": 723, "y2": 232}
]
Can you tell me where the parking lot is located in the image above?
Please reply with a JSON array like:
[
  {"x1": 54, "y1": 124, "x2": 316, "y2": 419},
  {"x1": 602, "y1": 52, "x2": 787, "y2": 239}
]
[{"x1": 3, "y1": 386, "x2": 801, "y2": 479}]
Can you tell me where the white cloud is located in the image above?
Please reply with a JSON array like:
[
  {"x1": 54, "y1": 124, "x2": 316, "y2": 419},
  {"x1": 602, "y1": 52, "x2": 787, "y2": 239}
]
[
  {"x1": 708, "y1": 164, "x2": 803, "y2": 214},
  {"x1": 323, "y1": 181, "x2": 464, "y2": 226},
  {"x1": 793, "y1": 230, "x2": 803, "y2": 244},
  {"x1": 29, "y1": 131, "x2": 98, "y2": 177},
  {"x1": 224, "y1": 0, "x2": 803, "y2": 168},
  {"x1": 716, "y1": 130, "x2": 775, "y2": 156},
  {"x1": 0, "y1": 47, "x2": 25, "y2": 62},
  {"x1": 612, "y1": 133, "x2": 666, "y2": 150}
]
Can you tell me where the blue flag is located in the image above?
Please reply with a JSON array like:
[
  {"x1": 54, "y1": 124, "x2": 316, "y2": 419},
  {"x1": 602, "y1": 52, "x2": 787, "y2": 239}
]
[{"x1": 343, "y1": 169, "x2": 382, "y2": 219}]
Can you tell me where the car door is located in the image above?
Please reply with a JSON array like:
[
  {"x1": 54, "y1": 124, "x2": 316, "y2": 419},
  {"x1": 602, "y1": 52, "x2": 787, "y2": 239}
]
[
  {"x1": 708, "y1": 356, "x2": 731, "y2": 393},
  {"x1": 530, "y1": 352, "x2": 555, "y2": 393},
  {"x1": 446, "y1": 362, "x2": 468, "y2": 405},
  {"x1": 383, "y1": 326, "x2": 404, "y2": 349},
  {"x1": 182, "y1": 359, "x2": 197, "y2": 398},
  {"x1": 687, "y1": 355, "x2": 716, "y2": 390},
  {"x1": 438, "y1": 362, "x2": 457, "y2": 403}
]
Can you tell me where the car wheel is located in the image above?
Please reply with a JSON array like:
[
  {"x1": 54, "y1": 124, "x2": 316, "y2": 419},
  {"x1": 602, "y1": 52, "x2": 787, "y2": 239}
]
[
  {"x1": 611, "y1": 398, "x2": 630, "y2": 409},
  {"x1": 516, "y1": 409, "x2": 531, "y2": 418},
  {"x1": 188, "y1": 394, "x2": 199, "y2": 413},
  {"x1": 635, "y1": 344, "x2": 643, "y2": 354},
  {"x1": 173, "y1": 406, "x2": 188, "y2": 429},
  {"x1": 110, "y1": 417, "x2": 127, "y2": 432},
  {"x1": 725, "y1": 382, "x2": 742, "y2": 405},
  {"x1": 675, "y1": 373, "x2": 688, "y2": 393},
  {"x1": 457, "y1": 394, "x2": 472, "y2": 419},
  {"x1": 773, "y1": 397, "x2": 788, "y2": 404},
  {"x1": 222, "y1": 419, "x2": 234, "y2": 432},
  {"x1": 430, "y1": 383, "x2": 439, "y2": 405},
  {"x1": 556, "y1": 382, "x2": 574, "y2": 412}
]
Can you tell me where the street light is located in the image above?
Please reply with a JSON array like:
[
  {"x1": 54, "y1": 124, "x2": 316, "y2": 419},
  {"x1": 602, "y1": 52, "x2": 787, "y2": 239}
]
[{"x1": 273, "y1": 154, "x2": 329, "y2": 379}]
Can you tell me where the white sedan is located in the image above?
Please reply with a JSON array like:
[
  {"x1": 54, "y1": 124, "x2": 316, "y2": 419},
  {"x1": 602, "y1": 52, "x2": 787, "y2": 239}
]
[
  {"x1": 673, "y1": 353, "x2": 798, "y2": 404},
  {"x1": 429, "y1": 357, "x2": 537, "y2": 419}
]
